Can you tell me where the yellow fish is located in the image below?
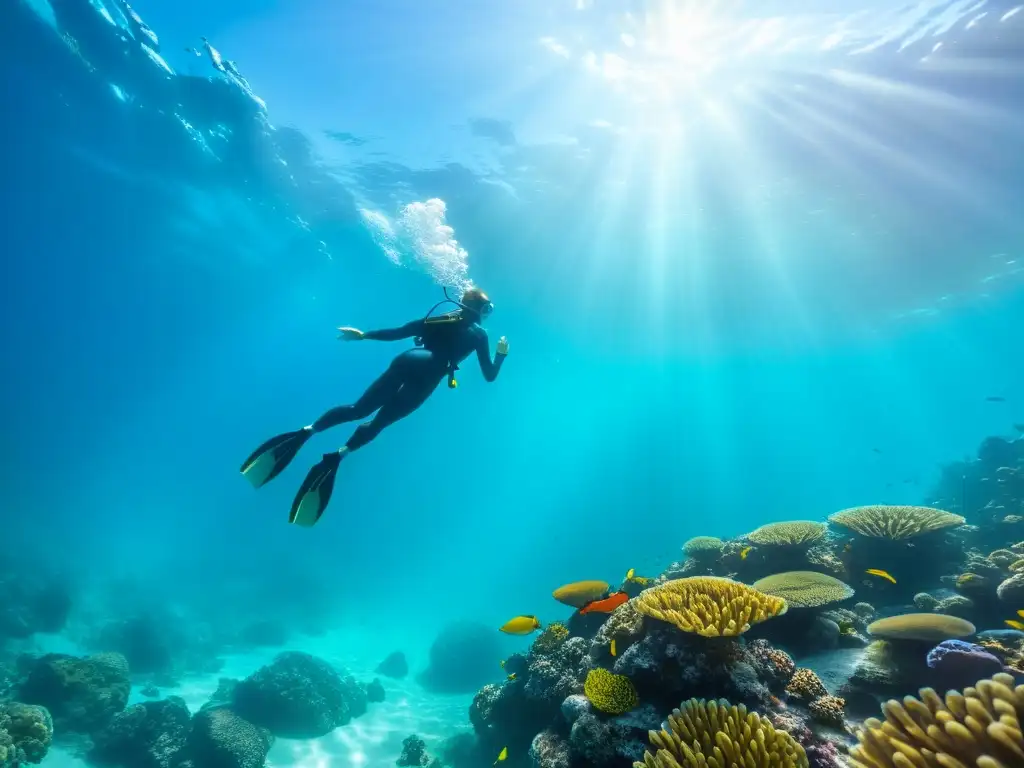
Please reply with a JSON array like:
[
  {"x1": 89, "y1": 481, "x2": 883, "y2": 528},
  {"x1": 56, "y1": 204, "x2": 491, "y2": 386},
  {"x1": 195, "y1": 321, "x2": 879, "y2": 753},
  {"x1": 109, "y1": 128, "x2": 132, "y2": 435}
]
[
  {"x1": 500, "y1": 615, "x2": 542, "y2": 635},
  {"x1": 625, "y1": 568, "x2": 635, "y2": 581},
  {"x1": 507, "y1": 673, "x2": 516, "y2": 681},
  {"x1": 1006, "y1": 619, "x2": 1024, "y2": 631},
  {"x1": 499, "y1": 659, "x2": 505, "y2": 669},
  {"x1": 495, "y1": 746, "x2": 508, "y2": 764},
  {"x1": 611, "y1": 639, "x2": 617, "y2": 657},
  {"x1": 739, "y1": 546, "x2": 752, "y2": 560},
  {"x1": 1018, "y1": 610, "x2": 1024, "y2": 619},
  {"x1": 865, "y1": 569, "x2": 897, "y2": 585}
]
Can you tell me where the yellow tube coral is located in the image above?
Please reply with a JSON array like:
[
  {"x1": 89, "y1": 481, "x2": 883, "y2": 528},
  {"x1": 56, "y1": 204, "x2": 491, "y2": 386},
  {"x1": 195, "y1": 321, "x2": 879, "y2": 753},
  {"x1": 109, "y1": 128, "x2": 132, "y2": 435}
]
[
  {"x1": 636, "y1": 577, "x2": 788, "y2": 638},
  {"x1": 583, "y1": 668, "x2": 638, "y2": 715},
  {"x1": 634, "y1": 698, "x2": 808, "y2": 768},
  {"x1": 849, "y1": 672, "x2": 1024, "y2": 768}
]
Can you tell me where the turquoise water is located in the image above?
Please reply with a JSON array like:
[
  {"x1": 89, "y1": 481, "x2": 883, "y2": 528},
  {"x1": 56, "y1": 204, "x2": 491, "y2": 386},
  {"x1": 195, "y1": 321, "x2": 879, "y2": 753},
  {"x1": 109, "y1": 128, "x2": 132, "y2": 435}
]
[{"x1": 2, "y1": 1, "x2": 1024, "y2": 766}]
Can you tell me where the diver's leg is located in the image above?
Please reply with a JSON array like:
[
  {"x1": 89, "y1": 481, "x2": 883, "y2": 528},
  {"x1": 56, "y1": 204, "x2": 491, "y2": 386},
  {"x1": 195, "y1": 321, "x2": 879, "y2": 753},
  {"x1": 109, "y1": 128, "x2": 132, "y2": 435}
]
[
  {"x1": 310, "y1": 360, "x2": 403, "y2": 432},
  {"x1": 344, "y1": 373, "x2": 442, "y2": 452}
]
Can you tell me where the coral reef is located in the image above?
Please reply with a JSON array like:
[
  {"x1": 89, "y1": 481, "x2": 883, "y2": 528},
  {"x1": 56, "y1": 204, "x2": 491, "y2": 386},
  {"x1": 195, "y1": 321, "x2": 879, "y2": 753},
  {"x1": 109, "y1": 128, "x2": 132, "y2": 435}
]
[
  {"x1": 747, "y1": 522, "x2": 827, "y2": 548},
  {"x1": 636, "y1": 577, "x2": 788, "y2": 637},
  {"x1": 583, "y1": 669, "x2": 638, "y2": 715},
  {"x1": 925, "y1": 639, "x2": 1004, "y2": 689},
  {"x1": 786, "y1": 669, "x2": 828, "y2": 702},
  {"x1": 751, "y1": 572, "x2": 855, "y2": 608},
  {"x1": 681, "y1": 538, "x2": 724, "y2": 560},
  {"x1": 232, "y1": 651, "x2": 370, "y2": 738},
  {"x1": 397, "y1": 734, "x2": 440, "y2": 767},
  {"x1": 829, "y1": 506, "x2": 965, "y2": 540},
  {"x1": 18, "y1": 652, "x2": 130, "y2": 733},
  {"x1": 0, "y1": 702, "x2": 52, "y2": 765},
  {"x1": 634, "y1": 698, "x2": 808, "y2": 768},
  {"x1": 0, "y1": 574, "x2": 71, "y2": 641},
  {"x1": 849, "y1": 672, "x2": 1023, "y2": 768},
  {"x1": 807, "y1": 695, "x2": 845, "y2": 729},
  {"x1": 89, "y1": 697, "x2": 192, "y2": 768},
  {"x1": 866, "y1": 613, "x2": 975, "y2": 641},
  {"x1": 188, "y1": 706, "x2": 274, "y2": 768}
]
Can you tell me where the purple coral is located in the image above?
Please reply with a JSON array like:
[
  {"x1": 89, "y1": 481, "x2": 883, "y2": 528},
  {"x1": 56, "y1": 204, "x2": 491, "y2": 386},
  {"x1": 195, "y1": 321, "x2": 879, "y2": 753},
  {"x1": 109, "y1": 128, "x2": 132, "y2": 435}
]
[{"x1": 925, "y1": 640, "x2": 1003, "y2": 688}]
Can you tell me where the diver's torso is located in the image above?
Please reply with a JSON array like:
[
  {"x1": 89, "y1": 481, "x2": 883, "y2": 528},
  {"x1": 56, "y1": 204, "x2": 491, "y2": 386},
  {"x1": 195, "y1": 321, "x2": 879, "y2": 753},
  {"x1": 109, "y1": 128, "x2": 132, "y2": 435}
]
[{"x1": 416, "y1": 316, "x2": 482, "y2": 366}]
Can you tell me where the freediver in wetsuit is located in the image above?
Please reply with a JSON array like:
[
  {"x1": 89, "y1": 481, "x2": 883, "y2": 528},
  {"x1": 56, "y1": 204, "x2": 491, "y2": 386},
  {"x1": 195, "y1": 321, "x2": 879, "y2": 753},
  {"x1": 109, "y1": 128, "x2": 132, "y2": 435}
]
[{"x1": 240, "y1": 287, "x2": 509, "y2": 527}]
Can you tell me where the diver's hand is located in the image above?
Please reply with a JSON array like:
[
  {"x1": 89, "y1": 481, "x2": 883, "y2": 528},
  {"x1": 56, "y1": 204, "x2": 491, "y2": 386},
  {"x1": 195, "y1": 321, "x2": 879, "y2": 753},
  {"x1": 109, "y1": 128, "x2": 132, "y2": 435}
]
[
  {"x1": 337, "y1": 327, "x2": 365, "y2": 341},
  {"x1": 496, "y1": 336, "x2": 509, "y2": 356}
]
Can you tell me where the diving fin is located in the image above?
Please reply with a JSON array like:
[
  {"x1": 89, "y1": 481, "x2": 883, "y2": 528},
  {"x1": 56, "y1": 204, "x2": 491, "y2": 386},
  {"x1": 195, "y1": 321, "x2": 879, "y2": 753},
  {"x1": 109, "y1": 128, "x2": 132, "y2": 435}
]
[
  {"x1": 240, "y1": 427, "x2": 312, "y2": 489},
  {"x1": 289, "y1": 451, "x2": 343, "y2": 527}
]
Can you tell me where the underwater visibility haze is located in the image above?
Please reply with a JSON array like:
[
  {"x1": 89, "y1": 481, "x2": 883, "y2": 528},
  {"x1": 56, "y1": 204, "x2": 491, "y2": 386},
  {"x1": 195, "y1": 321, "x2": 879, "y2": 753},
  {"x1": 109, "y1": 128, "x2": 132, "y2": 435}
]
[{"x1": 2, "y1": 0, "x2": 1024, "y2": 766}]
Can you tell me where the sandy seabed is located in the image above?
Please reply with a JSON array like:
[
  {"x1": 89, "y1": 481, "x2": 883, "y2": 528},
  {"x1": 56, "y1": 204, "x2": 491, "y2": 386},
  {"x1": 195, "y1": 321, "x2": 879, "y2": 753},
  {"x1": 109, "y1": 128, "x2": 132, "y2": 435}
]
[{"x1": 36, "y1": 629, "x2": 475, "y2": 768}]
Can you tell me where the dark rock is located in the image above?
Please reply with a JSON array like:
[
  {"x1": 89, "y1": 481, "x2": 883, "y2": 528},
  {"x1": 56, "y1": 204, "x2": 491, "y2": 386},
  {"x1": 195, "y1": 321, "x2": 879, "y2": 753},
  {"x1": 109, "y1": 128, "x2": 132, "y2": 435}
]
[
  {"x1": 364, "y1": 678, "x2": 386, "y2": 704},
  {"x1": 439, "y1": 732, "x2": 483, "y2": 768},
  {"x1": 188, "y1": 707, "x2": 273, "y2": 768},
  {"x1": 89, "y1": 697, "x2": 191, "y2": 768},
  {"x1": 375, "y1": 651, "x2": 408, "y2": 679},
  {"x1": 560, "y1": 694, "x2": 590, "y2": 726},
  {"x1": 418, "y1": 622, "x2": 501, "y2": 694},
  {"x1": 18, "y1": 652, "x2": 130, "y2": 733},
  {"x1": 0, "y1": 576, "x2": 71, "y2": 639},
  {"x1": 529, "y1": 729, "x2": 570, "y2": 768},
  {"x1": 233, "y1": 652, "x2": 367, "y2": 738},
  {"x1": 397, "y1": 734, "x2": 429, "y2": 766}
]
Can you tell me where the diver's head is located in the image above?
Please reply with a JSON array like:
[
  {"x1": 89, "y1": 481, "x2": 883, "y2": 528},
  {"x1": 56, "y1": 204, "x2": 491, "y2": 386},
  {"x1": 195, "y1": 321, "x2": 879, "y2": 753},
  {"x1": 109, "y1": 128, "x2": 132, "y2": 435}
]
[{"x1": 460, "y1": 286, "x2": 493, "y2": 321}]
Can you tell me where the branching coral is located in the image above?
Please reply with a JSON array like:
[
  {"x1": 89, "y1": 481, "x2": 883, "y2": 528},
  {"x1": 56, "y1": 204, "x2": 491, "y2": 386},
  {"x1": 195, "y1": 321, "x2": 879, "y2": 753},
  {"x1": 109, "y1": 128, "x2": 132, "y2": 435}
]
[
  {"x1": 849, "y1": 672, "x2": 1024, "y2": 768},
  {"x1": 828, "y1": 505, "x2": 964, "y2": 540},
  {"x1": 582, "y1": 668, "x2": 637, "y2": 715},
  {"x1": 746, "y1": 522, "x2": 826, "y2": 547},
  {"x1": 786, "y1": 669, "x2": 828, "y2": 701},
  {"x1": 634, "y1": 698, "x2": 808, "y2": 768},
  {"x1": 752, "y1": 572, "x2": 855, "y2": 608},
  {"x1": 682, "y1": 537, "x2": 725, "y2": 559},
  {"x1": 808, "y1": 695, "x2": 845, "y2": 728},
  {"x1": 866, "y1": 613, "x2": 975, "y2": 642},
  {"x1": 635, "y1": 577, "x2": 787, "y2": 638}
]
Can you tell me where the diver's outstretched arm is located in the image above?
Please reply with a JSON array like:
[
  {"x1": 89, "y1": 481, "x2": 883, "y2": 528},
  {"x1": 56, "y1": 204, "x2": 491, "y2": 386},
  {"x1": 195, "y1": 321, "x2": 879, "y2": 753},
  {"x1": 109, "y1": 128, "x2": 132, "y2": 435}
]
[
  {"x1": 337, "y1": 319, "x2": 424, "y2": 342},
  {"x1": 475, "y1": 330, "x2": 509, "y2": 382}
]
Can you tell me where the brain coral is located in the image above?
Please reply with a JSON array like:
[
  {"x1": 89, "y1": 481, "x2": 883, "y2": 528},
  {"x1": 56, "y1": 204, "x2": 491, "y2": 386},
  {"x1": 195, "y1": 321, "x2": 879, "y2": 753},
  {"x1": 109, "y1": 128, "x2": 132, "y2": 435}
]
[
  {"x1": 553, "y1": 581, "x2": 610, "y2": 609},
  {"x1": 849, "y1": 672, "x2": 1023, "y2": 768},
  {"x1": 682, "y1": 537, "x2": 724, "y2": 558},
  {"x1": 746, "y1": 521, "x2": 827, "y2": 547},
  {"x1": 582, "y1": 668, "x2": 637, "y2": 715},
  {"x1": 828, "y1": 505, "x2": 964, "y2": 540},
  {"x1": 634, "y1": 698, "x2": 808, "y2": 768},
  {"x1": 752, "y1": 572, "x2": 855, "y2": 608},
  {"x1": 636, "y1": 577, "x2": 787, "y2": 638},
  {"x1": 867, "y1": 613, "x2": 975, "y2": 642}
]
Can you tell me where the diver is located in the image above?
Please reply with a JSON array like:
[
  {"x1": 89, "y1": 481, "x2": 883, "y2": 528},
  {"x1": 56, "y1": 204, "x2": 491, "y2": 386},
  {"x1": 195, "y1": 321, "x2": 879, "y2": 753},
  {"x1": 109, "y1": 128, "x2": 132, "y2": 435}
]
[{"x1": 240, "y1": 286, "x2": 509, "y2": 527}]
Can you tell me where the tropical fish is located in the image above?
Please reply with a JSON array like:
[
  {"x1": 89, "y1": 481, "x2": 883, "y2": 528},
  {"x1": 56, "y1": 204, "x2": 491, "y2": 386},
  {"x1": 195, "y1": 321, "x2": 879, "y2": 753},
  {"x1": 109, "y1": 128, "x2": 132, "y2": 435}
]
[
  {"x1": 580, "y1": 591, "x2": 629, "y2": 615},
  {"x1": 866, "y1": 569, "x2": 897, "y2": 585},
  {"x1": 611, "y1": 639, "x2": 617, "y2": 657},
  {"x1": 633, "y1": 576, "x2": 653, "y2": 586},
  {"x1": 495, "y1": 747, "x2": 508, "y2": 764},
  {"x1": 500, "y1": 616, "x2": 541, "y2": 635},
  {"x1": 553, "y1": 580, "x2": 611, "y2": 608},
  {"x1": 1018, "y1": 609, "x2": 1024, "y2": 619},
  {"x1": 507, "y1": 673, "x2": 516, "y2": 681},
  {"x1": 739, "y1": 546, "x2": 752, "y2": 560},
  {"x1": 499, "y1": 659, "x2": 506, "y2": 669},
  {"x1": 1005, "y1": 619, "x2": 1024, "y2": 631},
  {"x1": 625, "y1": 568, "x2": 635, "y2": 581}
]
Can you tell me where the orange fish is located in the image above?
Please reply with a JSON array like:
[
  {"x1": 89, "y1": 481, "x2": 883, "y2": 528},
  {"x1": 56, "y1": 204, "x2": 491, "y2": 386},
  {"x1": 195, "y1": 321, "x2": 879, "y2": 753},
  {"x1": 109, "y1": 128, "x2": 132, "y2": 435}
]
[{"x1": 580, "y1": 591, "x2": 629, "y2": 615}]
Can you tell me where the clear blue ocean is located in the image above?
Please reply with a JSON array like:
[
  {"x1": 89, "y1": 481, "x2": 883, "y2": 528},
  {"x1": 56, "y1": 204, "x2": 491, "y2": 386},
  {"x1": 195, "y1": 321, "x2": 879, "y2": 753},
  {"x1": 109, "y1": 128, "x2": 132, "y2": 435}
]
[{"x1": 3, "y1": 2, "x2": 1024, "y2": 767}]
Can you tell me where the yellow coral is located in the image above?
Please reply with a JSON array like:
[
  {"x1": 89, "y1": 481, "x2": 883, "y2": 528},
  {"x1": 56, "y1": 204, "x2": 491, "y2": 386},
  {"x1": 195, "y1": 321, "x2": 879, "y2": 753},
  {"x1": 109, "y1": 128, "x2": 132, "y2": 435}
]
[
  {"x1": 634, "y1": 698, "x2": 808, "y2": 768},
  {"x1": 849, "y1": 672, "x2": 1024, "y2": 768},
  {"x1": 956, "y1": 572, "x2": 989, "y2": 591},
  {"x1": 635, "y1": 577, "x2": 787, "y2": 638},
  {"x1": 1010, "y1": 559, "x2": 1024, "y2": 573},
  {"x1": 828, "y1": 505, "x2": 964, "y2": 540},
  {"x1": 746, "y1": 521, "x2": 826, "y2": 547},
  {"x1": 866, "y1": 613, "x2": 975, "y2": 641},
  {"x1": 808, "y1": 695, "x2": 845, "y2": 728},
  {"x1": 682, "y1": 537, "x2": 724, "y2": 558},
  {"x1": 752, "y1": 572, "x2": 855, "y2": 608},
  {"x1": 583, "y1": 668, "x2": 638, "y2": 715},
  {"x1": 786, "y1": 668, "x2": 828, "y2": 701},
  {"x1": 532, "y1": 623, "x2": 569, "y2": 655}
]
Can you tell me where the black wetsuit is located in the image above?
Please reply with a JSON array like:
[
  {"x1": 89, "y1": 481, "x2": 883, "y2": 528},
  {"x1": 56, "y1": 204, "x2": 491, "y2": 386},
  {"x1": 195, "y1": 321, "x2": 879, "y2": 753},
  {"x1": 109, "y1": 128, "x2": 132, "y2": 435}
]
[{"x1": 311, "y1": 313, "x2": 505, "y2": 451}]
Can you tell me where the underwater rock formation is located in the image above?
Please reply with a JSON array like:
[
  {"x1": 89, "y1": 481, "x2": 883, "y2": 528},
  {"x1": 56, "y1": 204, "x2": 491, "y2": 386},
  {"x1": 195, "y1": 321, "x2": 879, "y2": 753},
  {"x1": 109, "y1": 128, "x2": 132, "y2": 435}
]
[
  {"x1": 89, "y1": 697, "x2": 192, "y2": 768},
  {"x1": 418, "y1": 622, "x2": 502, "y2": 694},
  {"x1": 396, "y1": 734, "x2": 440, "y2": 767},
  {"x1": 0, "y1": 575, "x2": 71, "y2": 640},
  {"x1": 188, "y1": 706, "x2": 274, "y2": 768},
  {"x1": 924, "y1": 639, "x2": 1003, "y2": 689},
  {"x1": 232, "y1": 651, "x2": 369, "y2": 738},
  {"x1": 18, "y1": 652, "x2": 130, "y2": 733},
  {"x1": 375, "y1": 651, "x2": 409, "y2": 679},
  {"x1": 365, "y1": 678, "x2": 386, "y2": 704}
]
